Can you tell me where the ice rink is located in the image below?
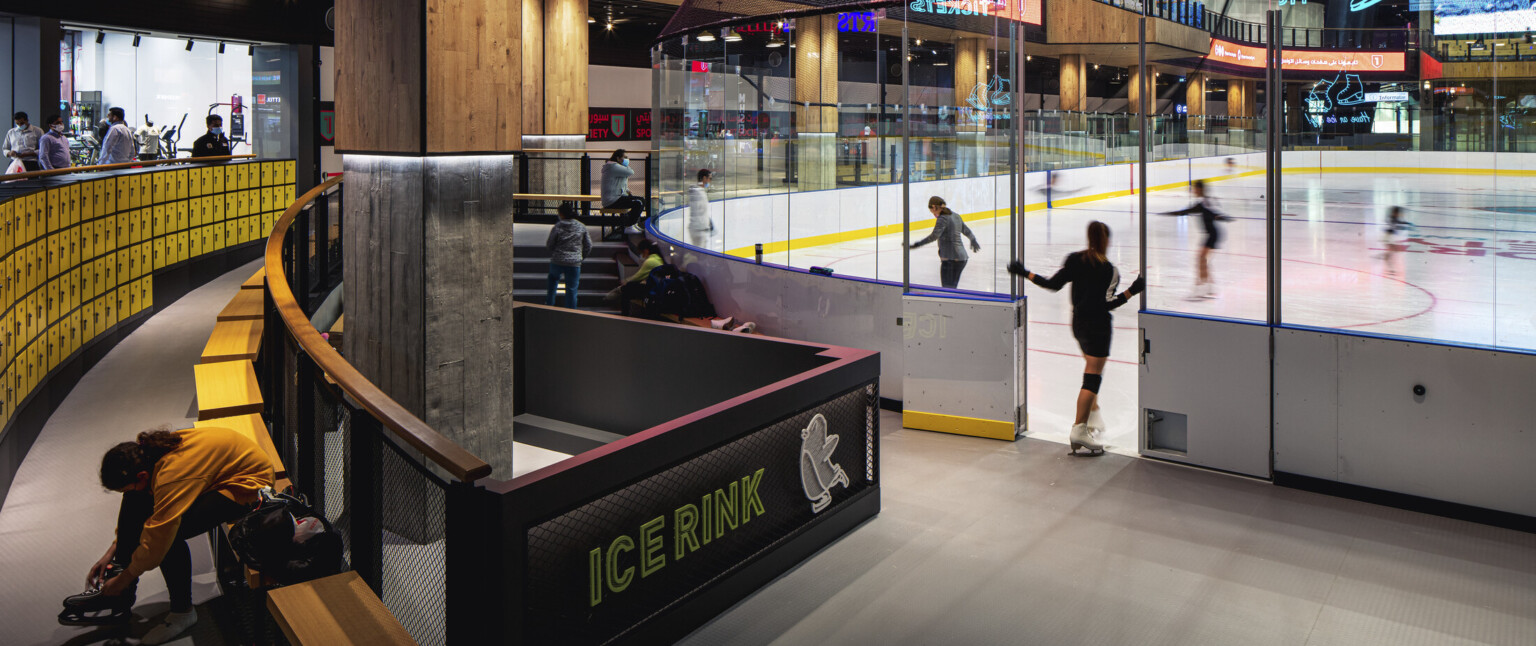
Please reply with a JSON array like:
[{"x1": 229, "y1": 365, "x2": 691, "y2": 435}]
[{"x1": 659, "y1": 169, "x2": 1536, "y2": 454}]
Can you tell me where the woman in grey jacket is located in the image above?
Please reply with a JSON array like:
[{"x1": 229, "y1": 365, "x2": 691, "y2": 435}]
[
  {"x1": 600, "y1": 149, "x2": 646, "y2": 235},
  {"x1": 907, "y1": 196, "x2": 981, "y2": 289},
  {"x1": 546, "y1": 203, "x2": 593, "y2": 308}
]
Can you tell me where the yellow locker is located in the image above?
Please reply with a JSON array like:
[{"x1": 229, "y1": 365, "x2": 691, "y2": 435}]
[
  {"x1": 247, "y1": 215, "x2": 260, "y2": 243},
  {"x1": 233, "y1": 164, "x2": 245, "y2": 190},
  {"x1": 176, "y1": 169, "x2": 189, "y2": 201},
  {"x1": 152, "y1": 173, "x2": 167, "y2": 205},
  {"x1": 189, "y1": 226, "x2": 204, "y2": 258},
  {"x1": 25, "y1": 243, "x2": 40, "y2": 294},
  {"x1": 115, "y1": 285, "x2": 128, "y2": 325},
  {"x1": 43, "y1": 233, "x2": 57, "y2": 279},
  {"x1": 2, "y1": 255, "x2": 11, "y2": 311},
  {"x1": 135, "y1": 241, "x2": 150, "y2": 277},
  {"x1": 123, "y1": 210, "x2": 137, "y2": 246},
  {"x1": 126, "y1": 277, "x2": 140, "y2": 314},
  {"x1": 68, "y1": 185, "x2": 82, "y2": 226},
  {"x1": 187, "y1": 197, "x2": 201, "y2": 229},
  {"x1": 139, "y1": 276, "x2": 152, "y2": 312},
  {"x1": 197, "y1": 167, "x2": 210, "y2": 196},
  {"x1": 126, "y1": 245, "x2": 139, "y2": 280},
  {"x1": 180, "y1": 200, "x2": 192, "y2": 232},
  {"x1": 80, "y1": 297, "x2": 95, "y2": 342},
  {"x1": 118, "y1": 176, "x2": 133, "y2": 211},
  {"x1": 175, "y1": 231, "x2": 189, "y2": 264},
  {"x1": 44, "y1": 189, "x2": 59, "y2": 234},
  {"x1": 200, "y1": 196, "x2": 214, "y2": 227},
  {"x1": 22, "y1": 293, "x2": 35, "y2": 346},
  {"x1": 138, "y1": 209, "x2": 152, "y2": 245},
  {"x1": 67, "y1": 226, "x2": 80, "y2": 269},
  {"x1": 111, "y1": 249, "x2": 125, "y2": 289},
  {"x1": 223, "y1": 166, "x2": 236, "y2": 194},
  {"x1": 19, "y1": 194, "x2": 35, "y2": 246},
  {"x1": 67, "y1": 268, "x2": 81, "y2": 316},
  {"x1": 152, "y1": 204, "x2": 167, "y2": 238},
  {"x1": 86, "y1": 180, "x2": 99, "y2": 219},
  {"x1": 222, "y1": 193, "x2": 235, "y2": 222},
  {"x1": 44, "y1": 278, "x2": 57, "y2": 327},
  {"x1": 154, "y1": 237, "x2": 166, "y2": 271},
  {"x1": 211, "y1": 165, "x2": 223, "y2": 194},
  {"x1": 0, "y1": 201, "x2": 11, "y2": 259},
  {"x1": 138, "y1": 175, "x2": 152, "y2": 210},
  {"x1": 88, "y1": 220, "x2": 102, "y2": 261},
  {"x1": 104, "y1": 214, "x2": 118, "y2": 256},
  {"x1": 67, "y1": 310, "x2": 81, "y2": 358},
  {"x1": 173, "y1": 200, "x2": 186, "y2": 232}
]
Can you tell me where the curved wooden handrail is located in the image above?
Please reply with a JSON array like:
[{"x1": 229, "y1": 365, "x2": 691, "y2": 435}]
[
  {"x1": 265, "y1": 176, "x2": 493, "y2": 482},
  {"x1": 4, "y1": 154, "x2": 257, "y2": 181},
  {"x1": 520, "y1": 148, "x2": 680, "y2": 154}
]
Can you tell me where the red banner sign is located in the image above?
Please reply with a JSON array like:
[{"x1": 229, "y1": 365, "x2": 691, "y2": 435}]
[{"x1": 1207, "y1": 39, "x2": 1405, "y2": 72}]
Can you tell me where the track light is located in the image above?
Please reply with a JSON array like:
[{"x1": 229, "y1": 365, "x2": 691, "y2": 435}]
[
  {"x1": 249, "y1": 44, "x2": 255, "y2": 56},
  {"x1": 723, "y1": 27, "x2": 741, "y2": 42},
  {"x1": 132, "y1": 34, "x2": 141, "y2": 47},
  {"x1": 588, "y1": 16, "x2": 595, "y2": 23},
  {"x1": 95, "y1": 30, "x2": 104, "y2": 44},
  {"x1": 696, "y1": 30, "x2": 716, "y2": 42},
  {"x1": 186, "y1": 39, "x2": 194, "y2": 51},
  {"x1": 766, "y1": 34, "x2": 784, "y2": 48},
  {"x1": 218, "y1": 41, "x2": 226, "y2": 54}
]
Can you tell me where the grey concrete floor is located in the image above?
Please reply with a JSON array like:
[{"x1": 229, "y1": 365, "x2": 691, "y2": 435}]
[
  {"x1": 0, "y1": 260, "x2": 259, "y2": 646},
  {"x1": 678, "y1": 410, "x2": 1536, "y2": 646},
  {"x1": 2, "y1": 259, "x2": 1535, "y2": 645}
]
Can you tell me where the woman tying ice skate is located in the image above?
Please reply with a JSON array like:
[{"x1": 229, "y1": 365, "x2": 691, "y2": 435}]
[
  {"x1": 60, "y1": 426, "x2": 274, "y2": 643},
  {"x1": 1008, "y1": 221, "x2": 1144, "y2": 454}
]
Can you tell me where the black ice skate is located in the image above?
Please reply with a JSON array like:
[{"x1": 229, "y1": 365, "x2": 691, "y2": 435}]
[{"x1": 58, "y1": 563, "x2": 136, "y2": 626}]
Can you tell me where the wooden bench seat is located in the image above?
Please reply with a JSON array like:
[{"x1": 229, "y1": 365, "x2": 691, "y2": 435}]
[
  {"x1": 266, "y1": 571, "x2": 416, "y2": 646},
  {"x1": 196, "y1": 413, "x2": 285, "y2": 479},
  {"x1": 194, "y1": 360, "x2": 263, "y2": 420},
  {"x1": 201, "y1": 319, "x2": 264, "y2": 363},
  {"x1": 240, "y1": 268, "x2": 266, "y2": 290},
  {"x1": 217, "y1": 288, "x2": 265, "y2": 321}
]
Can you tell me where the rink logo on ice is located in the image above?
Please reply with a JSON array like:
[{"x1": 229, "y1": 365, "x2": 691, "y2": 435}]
[{"x1": 800, "y1": 415, "x2": 849, "y2": 513}]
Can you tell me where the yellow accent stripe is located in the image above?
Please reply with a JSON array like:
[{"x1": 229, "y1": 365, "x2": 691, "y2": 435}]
[
  {"x1": 720, "y1": 165, "x2": 1525, "y2": 257},
  {"x1": 903, "y1": 410, "x2": 1018, "y2": 441}
]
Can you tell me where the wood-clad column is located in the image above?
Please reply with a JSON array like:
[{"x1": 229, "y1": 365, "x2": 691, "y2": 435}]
[
  {"x1": 1228, "y1": 79, "x2": 1257, "y2": 120},
  {"x1": 336, "y1": 0, "x2": 523, "y2": 475},
  {"x1": 544, "y1": 0, "x2": 589, "y2": 135},
  {"x1": 1185, "y1": 72, "x2": 1206, "y2": 117},
  {"x1": 953, "y1": 38, "x2": 988, "y2": 176},
  {"x1": 794, "y1": 14, "x2": 839, "y2": 190},
  {"x1": 523, "y1": 0, "x2": 589, "y2": 196},
  {"x1": 1128, "y1": 64, "x2": 1156, "y2": 113},
  {"x1": 1059, "y1": 54, "x2": 1087, "y2": 112}
]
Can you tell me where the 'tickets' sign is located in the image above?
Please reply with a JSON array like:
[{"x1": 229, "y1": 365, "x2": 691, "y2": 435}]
[
  {"x1": 523, "y1": 386, "x2": 876, "y2": 645},
  {"x1": 1208, "y1": 39, "x2": 1406, "y2": 72}
]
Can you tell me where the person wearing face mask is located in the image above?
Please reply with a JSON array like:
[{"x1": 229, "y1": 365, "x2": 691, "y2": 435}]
[
  {"x1": 38, "y1": 115, "x2": 71, "y2": 170},
  {"x1": 686, "y1": 168, "x2": 715, "y2": 248},
  {"x1": 98, "y1": 108, "x2": 137, "y2": 166},
  {"x1": 4, "y1": 111, "x2": 45, "y2": 172},
  {"x1": 600, "y1": 149, "x2": 646, "y2": 238},
  {"x1": 191, "y1": 114, "x2": 231, "y2": 158}
]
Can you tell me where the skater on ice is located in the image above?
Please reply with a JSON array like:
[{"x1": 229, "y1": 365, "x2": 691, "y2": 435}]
[
  {"x1": 1161, "y1": 179, "x2": 1233, "y2": 299},
  {"x1": 907, "y1": 195, "x2": 982, "y2": 289},
  {"x1": 1379, "y1": 205, "x2": 1414, "y2": 276},
  {"x1": 1008, "y1": 221, "x2": 1144, "y2": 454}
]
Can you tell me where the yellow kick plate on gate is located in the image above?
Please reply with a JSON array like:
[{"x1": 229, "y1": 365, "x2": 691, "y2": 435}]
[{"x1": 903, "y1": 410, "x2": 1017, "y2": 441}]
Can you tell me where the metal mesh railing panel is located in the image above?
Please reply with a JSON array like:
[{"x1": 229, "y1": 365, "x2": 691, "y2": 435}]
[{"x1": 379, "y1": 437, "x2": 449, "y2": 646}]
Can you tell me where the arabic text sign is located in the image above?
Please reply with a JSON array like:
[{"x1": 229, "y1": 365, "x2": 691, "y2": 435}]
[{"x1": 1208, "y1": 39, "x2": 1406, "y2": 72}]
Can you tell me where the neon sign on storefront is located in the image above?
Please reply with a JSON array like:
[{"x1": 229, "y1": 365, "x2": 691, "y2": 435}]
[{"x1": 1207, "y1": 39, "x2": 1405, "y2": 72}]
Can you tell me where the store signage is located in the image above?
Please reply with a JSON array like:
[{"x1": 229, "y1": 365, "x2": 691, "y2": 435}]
[
  {"x1": 911, "y1": 0, "x2": 1043, "y2": 26},
  {"x1": 736, "y1": 21, "x2": 785, "y2": 33},
  {"x1": 589, "y1": 108, "x2": 652, "y2": 141},
  {"x1": 1207, "y1": 39, "x2": 1405, "y2": 72},
  {"x1": 838, "y1": 11, "x2": 880, "y2": 33},
  {"x1": 523, "y1": 387, "x2": 875, "y2": 645},
  {"x1": 690, "y1": 60, "x2": 711, "y2": 73},
  {"x1": 318, "y1": 101, "x2": 334, "y2": 145},
  {"x1": 1364, "y1": 91, "x2": 1410, "y2": 102}
]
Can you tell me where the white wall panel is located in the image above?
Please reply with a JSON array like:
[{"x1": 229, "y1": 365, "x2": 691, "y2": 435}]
[
  {"x1": 903, "y1": 295, "x2": 1025, "y2": 436},
  {"x1": 1140, "y1": 313, "x2": 1271, "y2": 478},
  {"x1": 1275, "y1": 331, "x2": 1536, "y2": 516}
]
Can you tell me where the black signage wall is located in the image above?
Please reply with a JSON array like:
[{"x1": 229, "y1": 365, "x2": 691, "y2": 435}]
[
  {"x1": 524, "y1": 385, "x2": 877, "y2": 645},
  {"x1": 589, "y1": 108, "x2": 652, "y2": 142}
]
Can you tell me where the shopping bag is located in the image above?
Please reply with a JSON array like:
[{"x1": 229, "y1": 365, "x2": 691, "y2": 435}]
[{"x1": 4, "y1": 159, "x2": 24, "y2": 175}]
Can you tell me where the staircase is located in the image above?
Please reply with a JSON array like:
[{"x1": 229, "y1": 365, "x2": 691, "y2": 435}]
[{"x1": 514, "y1": 239, "x2": 629, "y2": 313}]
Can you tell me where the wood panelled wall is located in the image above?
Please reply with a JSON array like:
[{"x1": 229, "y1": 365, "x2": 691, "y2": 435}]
[
  {"x1": 427, "y1": 0, "x2": 522, "y2": 152},
  {"x1": 335, "y1": 0, "x2": 422, "y2": 153},
  {"x1": 522, "y1": 0, "x2": 546, "y2": 135},
  {"x1": 1059, "y1": 54, "x2": 1086, "y2": 112},
  {"x1": 544, "y1": 0, "x2": 589, "y2": 135}
]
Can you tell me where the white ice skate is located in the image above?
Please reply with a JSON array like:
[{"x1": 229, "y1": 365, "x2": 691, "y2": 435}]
[
  {"x1": 1069, "y1": 423, "x2": 1104, "y2": 455},
  {"x1": 1087, "y1": 406, "x2": 1105, "y2": 433}
]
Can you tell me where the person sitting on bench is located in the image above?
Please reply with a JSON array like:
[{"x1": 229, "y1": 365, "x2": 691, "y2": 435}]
[
  {"x1": 600, "y1": 149, "x2": 646, "y2": 231},
  {"x1": 610, "y1": 240, "x2": 663, "y2": 316},
  {"x1": 60, "y1": 427, "x2": 274, "y2": 644}
]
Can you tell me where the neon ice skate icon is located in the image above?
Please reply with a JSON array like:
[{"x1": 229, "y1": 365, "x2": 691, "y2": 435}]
[
  {"x1": 799, "y1": 414, "x2": 849, "y2": 514},
  {"x1": 1334, "y1": 74, "x2": 1366, "y2": 106}
]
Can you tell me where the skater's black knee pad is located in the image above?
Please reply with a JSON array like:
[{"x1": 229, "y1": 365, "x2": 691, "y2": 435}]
[{"x1": 1081, "y1": 373, "x2": 1103, "y2": 394}]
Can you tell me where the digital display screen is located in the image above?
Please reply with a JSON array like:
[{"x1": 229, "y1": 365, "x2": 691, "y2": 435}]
[
  {"x1": 1433, "y1": 0, "x2": 1536, "y2": 36},
  {"x1": 1207, "y1": 39, "x2": 1406, "y2": 72}
]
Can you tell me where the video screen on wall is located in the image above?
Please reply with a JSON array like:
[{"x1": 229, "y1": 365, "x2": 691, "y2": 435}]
[{"x1": 1431, "y1": 0, "x2": 1536, "y2": 36}]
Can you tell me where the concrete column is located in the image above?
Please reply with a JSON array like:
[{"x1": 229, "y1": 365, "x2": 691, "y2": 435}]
[
  {"x1": 794, "y1": 15, "x2": 839, "y2": 190},
  {"x1": 336, "y1": 0, "x2": 533, "y2": 476},
  {"x1": 1059, "y1": 55, "x2": 1087, "y2": 112}
]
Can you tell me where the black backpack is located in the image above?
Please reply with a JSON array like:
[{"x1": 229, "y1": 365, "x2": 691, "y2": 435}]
[
  {"x1": 644, "y1": 264, "x2": 688, "y2": 316},
  {"x1": 226, "y1": 489, "x2": 346, "y2": 585},
  {"x1": 677, "y1": 272, "x2": 716, "y2": 318}
]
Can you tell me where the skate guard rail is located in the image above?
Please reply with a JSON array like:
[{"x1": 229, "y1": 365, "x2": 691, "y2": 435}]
[{"x1": 264, "y1": 176, "x2": 491, "y2": 482}]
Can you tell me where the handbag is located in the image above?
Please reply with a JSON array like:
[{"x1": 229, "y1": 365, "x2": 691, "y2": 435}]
[{"x1": 225, "y1": 488, "x2": 346, "y2": 585}]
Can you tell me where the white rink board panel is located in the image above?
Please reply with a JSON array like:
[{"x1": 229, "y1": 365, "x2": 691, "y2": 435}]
[{"x1": 902, "y1": 295, "x2": 1025, "y2": 438}]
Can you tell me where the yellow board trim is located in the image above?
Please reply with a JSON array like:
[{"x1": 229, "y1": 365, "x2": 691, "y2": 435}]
[
  {"x1": 721, "y1": 165, "x2": 1528, "y2": 257},
  {"x1": 903, "y1": 410, "x2": 1018, "y2": 441}
]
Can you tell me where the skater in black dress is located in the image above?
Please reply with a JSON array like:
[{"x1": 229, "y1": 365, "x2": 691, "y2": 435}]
[
  {"x1": 1162, "y1": 180, "x2": 1232, "y2": 299},
  {"x1": 1008, "y1": 221, "x2": 1144, "y2": 454}
]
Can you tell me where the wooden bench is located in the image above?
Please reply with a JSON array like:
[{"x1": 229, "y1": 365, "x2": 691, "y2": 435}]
[
  {"x1": 201, "y1": 319, "x2": 264, "y2": 363},
  {"x1": 194, "y1": 360, "x2": 264, "y2": 420},
  {"x1": 240, "y1": 268, "x2": 266, "y2": 290},
  {"x1": 196, "y1": 413, "x2": 287, "y2": 481},
  {"x1": 266, "y1": 571, "x2": 416, "y2": 646},
  {"x1": 217, "y1": 288, "x2": 265, "y2": 321}
]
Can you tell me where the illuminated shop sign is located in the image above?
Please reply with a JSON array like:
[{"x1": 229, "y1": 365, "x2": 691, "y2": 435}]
[
  {"x1": 910, "y1": 0, "x2": 1043, "y2": 26},
  {"x1": 735, "y1": 21, "x2": 786, "y2": 34},
  {"x1": 1207, "y1": 39, "x2": 1406, "y2": 72},
  {"x1": 523, "y1": 387, "x2": 876, "y2": 645},
  {"x1": 589, "y1": 108, "x2": 652, "y2": 141},
  {"x1": 838, "y1": 11, "x2": 881, "y2": 33},
  {"x1": 1365, "y1": 91, "x2": 1410, "y2": 102}
]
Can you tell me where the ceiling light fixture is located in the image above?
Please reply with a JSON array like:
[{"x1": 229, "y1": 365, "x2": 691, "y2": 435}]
[
  {"x1": 186, "y1": 39, "x2": 195, "y2": 51},
  {"x1": 696, "y1": 30, "x2": 716, "y2": 42},
  {"x1": 766, "y1": 33, "x2": 784, "y2": 48},
  {"x1": 218, "y1": 41, "x2": 226, "y2": 54},
  {"x1": 95, "y1": 30, "x2": 105, "y2": 44},
  {"x1": 132, "y1": 34, "x2": 141, "y2": 47},
  {"x1": 606, "y1": 21, "x2": 614, "y2": 31},
  {"x1": 588, "y1": 16, "x2": 596, "y2": 23},
  {"x1": 723, "y1": 27, "x2": 742, "y2": 42}
]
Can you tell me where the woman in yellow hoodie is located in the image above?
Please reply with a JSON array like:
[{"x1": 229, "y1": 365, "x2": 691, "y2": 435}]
[{"x1": 63, "y1": 426, "x2": 273, "y2": 644}]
